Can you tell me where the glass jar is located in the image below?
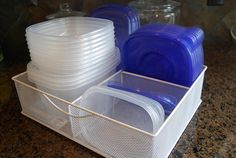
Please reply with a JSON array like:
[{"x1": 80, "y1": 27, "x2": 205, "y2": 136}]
[{"x1": 129, "y1": 0, "x2": 181, "y2": 25}]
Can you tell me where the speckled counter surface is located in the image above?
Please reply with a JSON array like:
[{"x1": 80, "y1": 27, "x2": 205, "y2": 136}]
[{"x1": 0, "y1": 47, "x2": 235, "y2": 158}]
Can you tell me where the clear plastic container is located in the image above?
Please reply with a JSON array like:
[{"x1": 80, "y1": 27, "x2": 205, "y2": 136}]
[
  {"x1": 28, "y1": 65, "x2": 117, "y2": 90},
  {"x1": 26, "y1": 17, "x2": 113, "y2": 41},
  {"x1": 25, "y1": 17, "x2": 118, "y2": 78},
  {"x1": 27, "y1": 36, "x2": 115, "y2": 55},
  {"x1": 29, "y1": 45, "x2": 115, "y2": 66},
  {"x1": 27, "y1": 49, "x2": 120, "y2": 87},
  {"x1": 29, "y1": 47, "x2": 119, "y2": 75},
  {"x1": 26, "y1": 29, "x2": 114, "y2": 47},
  {"x1": 30, "y1": 18, "x2": 112, "y2": 32},
  {"x1": 26, "y1": 24, "x2": 114, "y2": 44},
  {"x1": 27, "y1": 42, "x2": 115, "y2": 62},
  {"x1": 32, "y1": 69, "x2": 116, "y2": 101},
  {"x1": 27, "y1": 59, "x2": 120, "y2": 87}
]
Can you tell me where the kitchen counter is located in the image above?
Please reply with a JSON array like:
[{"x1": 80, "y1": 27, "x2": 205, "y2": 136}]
[{"x1": 0, "y1": 47, "x2": 235, "y2": 158}]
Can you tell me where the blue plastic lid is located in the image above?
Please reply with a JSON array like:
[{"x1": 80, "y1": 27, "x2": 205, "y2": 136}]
[
  {"x1": 106, "y1": 81, "x2": 177, "y2": 116},
  {"x1": 123, "y1": 35, "x2": 192, "y2": 86},
  {"x1": 91, "y1": 4, "x2": 141, "y2": 52},
  {"x1": 135, "y1": 24, "x2": 204, "y2": 49},
  {"x1": 122, "y1": 24, "x2": 204, "y2": 86},
  {"x1": 91, "y1": 10, "x2": 131, "y2": 49},
  {"x1": 122, "y1": 32, "x2": 203, "y2": 86},
  {"x1": 92, "y1": 4, "x2": 140, "y2": 32},
  {"x1": 138, "y1": 25, "x2": 204, "y2": 82},
  {"x1": 91, "y1": 9, "x2": 132, "y2": 31}
]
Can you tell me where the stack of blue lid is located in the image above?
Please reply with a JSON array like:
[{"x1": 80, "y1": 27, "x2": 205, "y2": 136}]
[
  {"x1": 122, "y1": 24, "x2": 204, "y2": 87},
  {"x1": 90, "y1": 4, "x2": 140, "y2": 50}
]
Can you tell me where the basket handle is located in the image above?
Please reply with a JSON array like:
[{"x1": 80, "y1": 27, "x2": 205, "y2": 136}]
[{"x1": 42, "y1": 94, "x2": 93, "y2": 118}]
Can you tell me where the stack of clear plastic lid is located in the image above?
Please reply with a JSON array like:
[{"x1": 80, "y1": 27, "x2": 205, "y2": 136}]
[
  {"x1": 25, "y1": 17, "x2": 120, "y2": 101},
  {"x1": 70, "y1": 86, "x2": 164, "y2": 150},
  {"x1": 90, "y1": 4, "x2": 140, "y2": 50},
  {"x1": 122, "y1": 23, "x2": 204, "y2": 87}
]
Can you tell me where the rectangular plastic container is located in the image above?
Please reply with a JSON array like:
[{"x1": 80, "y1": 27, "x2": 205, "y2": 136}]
[{"x1": 12, "y1": 66, "x2": 207, "y2": 158}]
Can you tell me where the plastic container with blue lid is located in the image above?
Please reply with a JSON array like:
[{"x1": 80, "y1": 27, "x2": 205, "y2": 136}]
[
  {"x1": 92, "y1": 4, "x2": 140, "y2": 32},
  {"x1": 91, "y1": 9, "x2": 132, "y2": 32},
  {"x1": 91, "y1": 4, "x2": 140, "y2": 50},
  {"x1": 135, "y1": 24, "x2": 204, "y2": 46},
  {"x1": 91, "y1": 10, "x2": 131, "y2": 49},
  {"x1": 105, "y1": 4, "x2": 140, "y2": 31},
  {"x1": 122, "y1": 24, "x2": 204, "y2": 86}
]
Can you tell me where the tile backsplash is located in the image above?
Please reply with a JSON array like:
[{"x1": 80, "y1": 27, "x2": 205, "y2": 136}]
[{"x1": 1, "y1": 0, "x2": 236, "y2": 61}]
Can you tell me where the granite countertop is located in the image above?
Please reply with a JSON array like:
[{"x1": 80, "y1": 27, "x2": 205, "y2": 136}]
[{"x1": 0, "y1": 47, "x2": 235, "y2": 158}]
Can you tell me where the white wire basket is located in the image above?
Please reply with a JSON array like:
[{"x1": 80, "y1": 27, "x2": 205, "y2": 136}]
[{"x1": 12, "y1": 66, "x2": 207, "y2": 158}]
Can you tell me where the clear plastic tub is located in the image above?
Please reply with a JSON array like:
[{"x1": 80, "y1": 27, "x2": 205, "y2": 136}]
[
  {"x1": 26, "y1": 24, "x2": 114, "y2": 43},
  {"x1": 29, "y1": 48, "x2": 119, "y2": 75},
  {"x1": 27, "y1": 51, "x2": 118, "y2": 80},
  {"x1": 26, "y1": 69, "x2": 117, "y2": 122},
  {"x1": 28, "y1": 64, "x2": 117, "y2": 91},
  {"x1": 26, "y1": 28, "x2": 114, "y2": 44},
  {"x1": 29, "y1": 25, "x2": 108, "y2": 37},
  {"x1": 26, "y1": 29, "x2": 114, "y2": 47},
  {"x1": 27, "y1": 37, "x2": 115, "y2": 56},
  {"x1": 27, "y1": 60, "x2": 120, "y2": 88},
  {"x1": 27, "y1": 51, "x2": 120, "y2": 87},
  {"x1": 28, "y1": 18, "x2": 113, "y2": 34},
  {"x1": 29, "y1": 45, "x2": 115, "y2": 67},
  {"x1": 30, "y1": 46, "x2": 115, "y2": 64},
  {"x1": 33, "y1": 69, "x2": 116, "y2": 101},
  {"x1": 30, "y1": 45, "x2": 115, "y2": 67},
  {"x1": 26, "y1": 17, "x2": 113, "y2": 41},
  {"x1": 26, "y1": 26, "x2": 114, "y2": 43}
]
